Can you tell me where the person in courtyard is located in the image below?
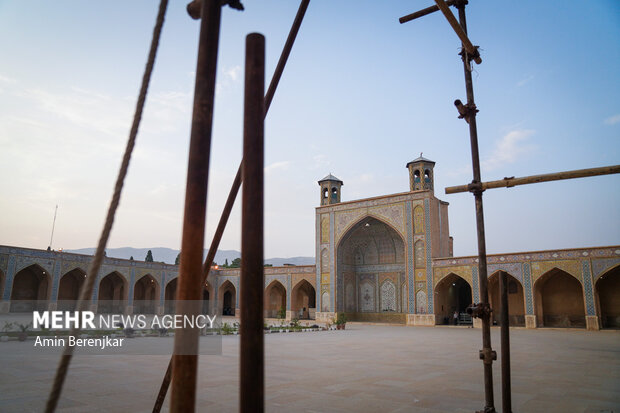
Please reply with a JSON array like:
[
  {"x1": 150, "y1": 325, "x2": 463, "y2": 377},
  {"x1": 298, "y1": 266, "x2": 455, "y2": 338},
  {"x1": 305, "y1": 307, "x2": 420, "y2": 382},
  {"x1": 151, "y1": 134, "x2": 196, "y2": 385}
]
[{"x1": 453, "y1": 310, "x2": 459, "y2": 326}]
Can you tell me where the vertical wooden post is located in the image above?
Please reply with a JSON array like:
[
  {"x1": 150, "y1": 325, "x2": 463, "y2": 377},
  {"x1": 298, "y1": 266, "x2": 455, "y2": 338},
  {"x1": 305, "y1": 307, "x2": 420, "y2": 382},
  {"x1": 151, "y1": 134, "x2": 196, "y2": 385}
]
[
  {"x1": 171, "y1": 0, "x2": 221, "y2": 411},
  {"x1": 499, "y1": 270, "x2": 512, "y2": 413},
  {"x1": 240, "y1": 32, "x2": 265, "y2": 413}
]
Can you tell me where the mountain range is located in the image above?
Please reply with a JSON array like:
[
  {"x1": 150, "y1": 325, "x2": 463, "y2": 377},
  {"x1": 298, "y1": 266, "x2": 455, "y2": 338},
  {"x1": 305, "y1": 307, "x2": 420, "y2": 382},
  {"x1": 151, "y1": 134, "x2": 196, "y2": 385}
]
[{"x1": 65, "y1": 247, "x2": 315, "y2": 267}]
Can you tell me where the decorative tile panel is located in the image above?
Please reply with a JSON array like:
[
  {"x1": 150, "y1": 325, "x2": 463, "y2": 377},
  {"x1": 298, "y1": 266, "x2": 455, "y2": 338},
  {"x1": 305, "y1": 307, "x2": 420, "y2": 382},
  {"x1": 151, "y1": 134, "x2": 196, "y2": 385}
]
[
  {"x1": 531, "y1": 260, "x2": 582, "y2": 283},
  {"x1": 581, "y1": 260, "x2": 595, "y2": 316},
  {"x1": 487, "y1": 263, "x2": 523, "y2": 283},
  {"x1": 523, "y1": 263, "x2": 534, "y2": 314},
  {"x1": 416, "y1": 290, "x2": 427, "y2": 314},
  {"x1": 433, "y1": 265, "x2": 473, "y2": 288},
  {"x1": 359, "y1": 280, "x2": 375, "y2": 312},
  {"x1": 405, "y1": 201, "x2": 415, "y2": 314},
  {"x1": 592, "y1": 257, "x2": 620, "y2": 281},
  {"x1": 380, "y1": 279, "x2": 396, "y2": 311},
  {"x1": 368, "y1": 204, "x2": 406, "y2": 237},
  {"x1": 321, "y1": 214, "x2": 329, "y2": 244},
  {"x1": 472, "y1": 266, "x2": 479, "y2": 303},
  {"x1": 335, "y1": 208, "x2": 366, "y2": 242},
  {"x1": 424, "y1": 198, "x2": 433, "y2": 313}
]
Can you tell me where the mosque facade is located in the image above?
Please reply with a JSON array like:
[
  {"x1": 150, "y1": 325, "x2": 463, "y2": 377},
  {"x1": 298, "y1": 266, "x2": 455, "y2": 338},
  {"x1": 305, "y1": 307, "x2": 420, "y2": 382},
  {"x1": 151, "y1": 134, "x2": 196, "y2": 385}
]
[{"x1": 1, "y1": 156, "x2": 618, "y2": 330}]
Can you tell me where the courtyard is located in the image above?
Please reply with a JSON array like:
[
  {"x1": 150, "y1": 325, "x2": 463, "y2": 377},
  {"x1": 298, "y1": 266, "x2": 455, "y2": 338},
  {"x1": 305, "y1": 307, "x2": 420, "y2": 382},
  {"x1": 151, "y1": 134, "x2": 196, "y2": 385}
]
[{"x1": 0, "y1": 324, "x2": 619, "y2": 412}]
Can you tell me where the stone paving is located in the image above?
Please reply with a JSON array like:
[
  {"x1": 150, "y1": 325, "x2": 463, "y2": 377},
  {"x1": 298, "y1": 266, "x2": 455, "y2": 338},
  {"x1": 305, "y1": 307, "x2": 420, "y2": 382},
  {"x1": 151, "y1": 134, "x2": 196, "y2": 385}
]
[{"x1": 1, "y1": 324, "x2": 619, "y2": 412}]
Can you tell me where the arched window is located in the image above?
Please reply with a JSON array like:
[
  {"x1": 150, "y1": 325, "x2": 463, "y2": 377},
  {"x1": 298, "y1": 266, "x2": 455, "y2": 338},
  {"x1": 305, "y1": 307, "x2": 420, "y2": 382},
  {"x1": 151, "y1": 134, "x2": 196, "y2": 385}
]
[{"x1": 424, "y1": 169, "x2": 431, "y2": 183}]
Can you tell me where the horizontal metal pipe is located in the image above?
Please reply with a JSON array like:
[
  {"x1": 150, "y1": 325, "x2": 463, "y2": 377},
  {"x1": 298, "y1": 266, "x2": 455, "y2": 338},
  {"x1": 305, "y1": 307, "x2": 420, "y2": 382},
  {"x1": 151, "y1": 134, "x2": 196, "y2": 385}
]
[{"x1": 445, "y1": 165, "x2": 620, "y2": 194}]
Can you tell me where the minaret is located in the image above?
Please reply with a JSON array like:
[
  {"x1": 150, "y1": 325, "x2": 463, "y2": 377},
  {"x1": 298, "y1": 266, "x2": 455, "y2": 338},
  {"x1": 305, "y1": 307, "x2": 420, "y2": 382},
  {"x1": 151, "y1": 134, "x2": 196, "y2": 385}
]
[
  {"x1": 318, "y1": 173, "x2": 343, "y2": 206},
  {"x1": 406, "y1": 153, "x2": 435, "y2": 193}
]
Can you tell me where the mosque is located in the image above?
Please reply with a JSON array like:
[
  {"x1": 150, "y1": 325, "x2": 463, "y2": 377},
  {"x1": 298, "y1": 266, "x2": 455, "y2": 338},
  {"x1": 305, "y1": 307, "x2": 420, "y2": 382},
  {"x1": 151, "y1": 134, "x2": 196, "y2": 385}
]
[{"x1": 1, "y1": 155, "x2": 618, "y2": 330}]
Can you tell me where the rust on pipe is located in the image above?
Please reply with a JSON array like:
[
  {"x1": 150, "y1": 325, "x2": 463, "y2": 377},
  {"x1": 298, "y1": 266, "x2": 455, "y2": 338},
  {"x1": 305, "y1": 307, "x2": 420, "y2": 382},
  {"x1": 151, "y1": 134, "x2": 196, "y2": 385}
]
[
  {"x1": 445, "y1": 165, "x2": 620, "y2": 194},
  {"x1": 152, "y1": 3, "x2": 311, "y2": 411},
  {"x1": 240, "y1": 32, "x2": 265, "y2": 413},
  {"x1": 170, "y1": 0, "x2": 222, "y2": 411},
  {"x1": 499, "y1": 271, "x2": 512, "y2": 413},
  {"x1": 454, "y1": 4, "x2": 495, "y2": 412},
  {"x1": 434, "y1": 0, "x2": 481, "y2": 64},
  {"x1": 264, "y1": 0, "x2": 309, "y2": 112},
  {"x1": 398, "y1": 0, "x2": 457, "y2": 24}
]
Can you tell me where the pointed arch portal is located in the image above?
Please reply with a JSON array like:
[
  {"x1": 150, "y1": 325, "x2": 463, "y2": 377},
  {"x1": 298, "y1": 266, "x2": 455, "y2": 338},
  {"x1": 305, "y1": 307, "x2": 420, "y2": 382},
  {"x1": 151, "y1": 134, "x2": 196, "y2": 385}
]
[
  {"x1": 10, "y1": 264, "x2": 51, "y2": 312},
  {"x1": 336, "y1": 216, "x2": 406, "y2": 323},
  {"x1": 434, "y1": 273, "x2": 472, "y2": 325},
  {"x1": 58, "y1": 268, "x2": 86, "y2": 311},
  {"x1": 292, "y1": 279, "x2": 316, "y2": 319},
  {"x1": 488, "y1": 272, "x2": 525, "y2": 327},
  {"x1": 595, "y1": 266, "x2": 620, "y2": 329},
  {"x1": 264, "y1": 280, "x2": 286, "y2": 319},
  {"x1": 98, "y1": 272, "x2": 127, "y2": 314},
  {"x1": 534, "y1": 268, "x2": 585, "y2": 328}
]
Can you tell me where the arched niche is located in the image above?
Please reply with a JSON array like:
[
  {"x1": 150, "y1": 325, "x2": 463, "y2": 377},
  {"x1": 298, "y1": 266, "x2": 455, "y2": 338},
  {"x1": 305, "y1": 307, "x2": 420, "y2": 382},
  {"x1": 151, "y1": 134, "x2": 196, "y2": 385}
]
[
  {"x1": 98, "y1": 271, "x2": 127, "y2": 314},
  {"x1": 434, "y1": 273, "x2": 472, "y2": 325},
  {"x1": 488, "y1": 271, "x2": 525, "y2": 327},
  {"x1": 10, "y1": 264, "x2": 52, "y2": 312},
  {"x1": 534, "y1": 268, "x2": 585, "y2": 328},
  {"x1": 291, "y1": 279, "x2": 316, "y2": 319}
]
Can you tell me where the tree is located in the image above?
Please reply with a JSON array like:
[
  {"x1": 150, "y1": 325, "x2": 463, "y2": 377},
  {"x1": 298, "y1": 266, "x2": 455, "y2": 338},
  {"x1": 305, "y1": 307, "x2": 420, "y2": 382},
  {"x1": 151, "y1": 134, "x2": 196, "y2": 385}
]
[
  {"x1": 145, "y1": 250, "x2": 154, "y2": 262},
  {"x1": 175, "y1": 252, "x2": 180, "y2": 265},
  {"x1": 224, "y1": 258, "x2": 229, "y2": 268},
  {"x1": 230, "y1": 258, "x2": 241, "y2": 268},
  {"x1": 130, "y1": 256, "x2": 134, "y2": 261}
]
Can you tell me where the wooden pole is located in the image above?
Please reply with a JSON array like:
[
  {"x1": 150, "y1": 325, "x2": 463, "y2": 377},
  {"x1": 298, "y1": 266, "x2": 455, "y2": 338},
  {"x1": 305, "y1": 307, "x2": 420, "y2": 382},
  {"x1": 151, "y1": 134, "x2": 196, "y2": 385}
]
[
  {"x1": 445, "y1": 165, "x2": 620, "y2": 194},
  {"x1": 171, "y1": 0, "x2": 221, "y2": 411},
  {"x1": 240, "y1": 32, "x2": 265, "y2": 413},
  {"x1": 433, "y1": 0, "x2": 481, "y2": 64}
]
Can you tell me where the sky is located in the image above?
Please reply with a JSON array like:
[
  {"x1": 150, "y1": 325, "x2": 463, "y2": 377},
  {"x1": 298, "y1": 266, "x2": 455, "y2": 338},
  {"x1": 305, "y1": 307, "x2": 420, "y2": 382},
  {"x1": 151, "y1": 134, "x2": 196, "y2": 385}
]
[{"x1": 0, "y1": 0, "x2": 619, "y2": 259}]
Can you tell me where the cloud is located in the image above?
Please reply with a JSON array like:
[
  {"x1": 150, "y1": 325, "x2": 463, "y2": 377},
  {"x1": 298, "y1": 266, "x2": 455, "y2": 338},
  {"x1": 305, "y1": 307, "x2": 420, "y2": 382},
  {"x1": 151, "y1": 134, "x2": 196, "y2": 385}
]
[
  {"x1": 225, "y1": 65, "x2": 241, "y2": 82},
  {"x1": 482, "y1": 129, "x2": 536, "y2": 171},
  {"x1": 265, "y1": 161, "x2": 291, "y2": 174},
  {"x1": 0, "y1": 74, "x2": 16, "y2": 84},
  {"x1": 310, "y1": 154, "x2": 330, "y2": 170},
  {"x1": 516, "y1": 74, "x2": 534, "y2": 87},
  {"x1": 604, "y1": 114, "x2": 620, "y2": 125}
]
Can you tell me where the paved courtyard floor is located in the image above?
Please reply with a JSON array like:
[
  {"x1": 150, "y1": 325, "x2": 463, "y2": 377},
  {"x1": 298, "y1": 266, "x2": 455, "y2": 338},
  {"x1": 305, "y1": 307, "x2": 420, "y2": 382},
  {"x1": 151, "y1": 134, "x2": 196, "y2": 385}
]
[{"x1": 1, "y1": 324, "x2": 619, "y2": 412}]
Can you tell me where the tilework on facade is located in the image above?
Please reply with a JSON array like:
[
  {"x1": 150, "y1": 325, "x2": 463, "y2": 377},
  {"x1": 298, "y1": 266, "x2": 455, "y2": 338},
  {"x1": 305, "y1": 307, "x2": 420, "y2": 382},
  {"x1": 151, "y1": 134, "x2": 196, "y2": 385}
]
[
  {"x1": 330, "y1": 212, "x2": 336, "y2": 312},
  {"x1": 487, "y1": 263, "x2": 523, "y2": 283},
  {"x1": 414, "y1": 206, "x2": 424, "y2": 234},
  {"x1": 592, "y1": 257, "x2": 620, "y2": 281},
  {"x1": 368, "y1": 204, "x2": 406, "y2": 238},
  {"x1": 360, "y1": 280, "x2": 375, "y2": 312},
  {"x1": 321, "y1": 214, "x2": 329, "y2": 243},
  {"x1": 531, "y1": 260, "x2": 582, "y2": 283},
  {"x1": 5, "y1": 255, "x2": 19, "y2": 300},
  {"x1": 340, "y1": 264, "x2": 405, "y2": 274},
  {"x1": 0, "y1": 254, "x2": 9, "y2": 275},
  {"x1": 471, "y1": 266, "x2": 479, "y2": 303},
  {"x1": 405, "y1": 201, "x2": 415, "y2": 314},
  {"x1": 416, "y1": 290, "x2": 427, "y2": 313},
  {"x1": 581, "y1": 260, "x2": 595, "y2": 316},
  {"x1": 128, "y1": 268, "x2": 136, "y2": 305},
  {"x1": 335, "y1": 208, "x2": 367, "y2": 242},
  {"x1": 424, "y1": 198, "x2": 433, "y2": 313},
  {"x1": 433, "y1": 266, "x2": 473, "y2": 288},
  {"x1": 523, "y1": 263, "x2": 534, "y2": 314},
  {"x1": 51, "y1": 261, "x2": 61, "y2": 302},
  {"x1": 380, "y1": 279, "x2": 396, "y2": 311},
  {"x1": 265, "y1": 275, "x2": 287, "y2": 289}
]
